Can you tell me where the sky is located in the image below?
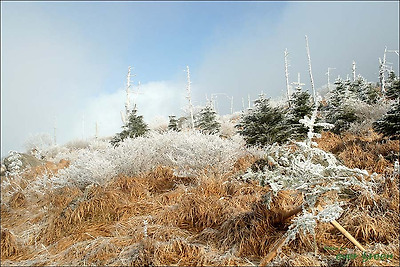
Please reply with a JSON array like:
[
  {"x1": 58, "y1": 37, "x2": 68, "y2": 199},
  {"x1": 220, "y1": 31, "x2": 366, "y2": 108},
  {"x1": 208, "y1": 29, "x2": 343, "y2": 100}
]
[{"x1": 1, "y1": 1, "x2": 399, "y2": 157}]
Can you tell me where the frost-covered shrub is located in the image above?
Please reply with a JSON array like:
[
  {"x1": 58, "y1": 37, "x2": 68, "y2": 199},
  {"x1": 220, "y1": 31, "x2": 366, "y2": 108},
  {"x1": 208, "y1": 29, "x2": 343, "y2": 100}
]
[
  {"x1": 1, "y1": 151, "x2": 24, "y2": 197},
  {"x1": 348, "y1": 101, "x2": 390, "y2": 135},
  {"x1": 149, "y1": 116, "x2": 169, "y2": 133},
  {"x1": 4, "y1": 151, "x2": 23, "y2": 177},
  {"x1": 65, "y1": 139, "x2": 91, "y2": 150},
  {"x1": 42, "y1": 145, "x2": 70, "y2": 161},
  {"x1": 34, "y1": 131, "x2": 247, "y2": 189},
  {"x1": 287, "y1": 210, "x2": 317, "y2": 242},
  {"x1": 284, "y1": 202, "x2": 345, "y2": 244},
  {"x1": 23, "y1": 133, "x2": 54, "y2": 159},
  {"x1": 316, "y1": 203, "x2": 344, "y2": 223},
  {"x1": 53, "y1": 149, "x2": 117, "y2": 189},
  {"x1": 110, "y1": 131, "x2": 246, "y2": 177},
  {"x1": 219, "y1": 114, "x2": 238, "y2": 138},
  {"x1": 242, "y1": 141, "x2": 371, "y2": 206}
]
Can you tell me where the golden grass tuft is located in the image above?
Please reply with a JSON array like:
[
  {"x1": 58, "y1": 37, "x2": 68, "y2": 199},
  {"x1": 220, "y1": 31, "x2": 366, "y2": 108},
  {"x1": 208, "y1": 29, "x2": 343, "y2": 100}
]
[
  {"x1": 317, "y1": 131, "x2": 399, "y2": 173},
  {"x1": 1, "y1": 229, "x2": 19, "y2": 259},
  {"x1": 154, "y1": 238, "x2": 207, "y2": 266},
  {"x1": 233, "y1": 155, "x2": 258, "y2": 172},
  {"x1": 23, "y1": 159, "x2": 71, "y2": 180},
  {"x1": 8, "y1": 191, "x2": 26, "y2": 209}
]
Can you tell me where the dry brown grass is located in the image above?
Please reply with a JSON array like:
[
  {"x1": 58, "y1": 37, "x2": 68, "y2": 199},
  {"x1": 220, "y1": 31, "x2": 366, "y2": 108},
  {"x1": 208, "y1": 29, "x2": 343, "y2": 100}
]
[
  {"x1": 8, "y1": 191, "x2": 26, "y2": 209},
  {"x1": 1, "y1": 229, "x2": 19, "y2": 259},
  {"x1": 317, "y1": 131, "x2": 399, "y2": 174},
  {"x1": 1, "y1": 155, "x2": 399, "y2": 266}
]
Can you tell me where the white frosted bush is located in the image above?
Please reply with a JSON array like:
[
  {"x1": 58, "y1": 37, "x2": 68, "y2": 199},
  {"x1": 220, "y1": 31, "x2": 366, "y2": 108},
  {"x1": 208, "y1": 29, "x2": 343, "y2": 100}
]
[
  {"x1": 240, "y1": 142, "x2": 377, "y2": 242},
  {"x1": 65, "y1": 139, "x2": 91, "y2": 150},
  {"x1": 148, "y1": 116, "x2": 169, "y2": 133},
  {"x1": 23, "y1": 133, "x2": 54, "y2": 158},
  {"x1": 219, "y1": 113, "x2": 241, "y2": 138},
  {"x1": 110, "y1": 131, "x2": 246, "y2": 177},
  {"x1": 242, "y1": 141, "x2": 371, "y2": 206},
  {"x1": 54, "y1": 149, "x2": 117, "y2": 189},
  {"x1": 347, "y1": 101, "x2": 391, "y2": 134},
  {"x1": 5, "y1": 151, "x2": 23, "y2": 176},
  {"x1": 32, "y1": 131, "x2": 247, "y2": 189}
]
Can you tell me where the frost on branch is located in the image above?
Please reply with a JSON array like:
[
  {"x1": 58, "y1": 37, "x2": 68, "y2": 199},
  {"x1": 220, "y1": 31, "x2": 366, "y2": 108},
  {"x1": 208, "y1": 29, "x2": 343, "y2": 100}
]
[
  {"x1": 242, "y1": 142, "x2": 370, "y2": 205},
  {"x1": 287, "y1": 210, "x2": 317, "y2": 242},
  {"x1": 299, "y1": 95, "x2": 333, "y2": 147},
  {"x1": 316, "y1": 203, "x2": 344, "y2": 223},
  {"x1": 241, "y1": 141, "x2": 374, "y2": 246},
  {"x1": 284, "y1": 202, "x2": 344, "y2": 243}
]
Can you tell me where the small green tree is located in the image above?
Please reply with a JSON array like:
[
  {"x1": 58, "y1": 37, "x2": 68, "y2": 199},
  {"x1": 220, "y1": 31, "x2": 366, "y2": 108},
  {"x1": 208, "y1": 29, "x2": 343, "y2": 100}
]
[
  {"x1": 325, "y1": 78, "x2": 359, "y2": 134},
  {"x1": 236, "y1": 95, "x2": 290, "y2": 147},
  {"x1": 374, "y1": 72, "x2": 400, "y2": 139},
  {"x1": 349, "y1": 76, "x2": 380, "y2": 105},
  {"x1": 286, "y1": 88, "x2": 313, "y2": 140},
  {"x1": 385, "y1": 71, "x2": 400, "y2": 100},
  {"x1": 373, "y1": 100, "x2": 400, "y2": 139},
  {"x1": 195, "y1": 104, "x2": 221, "y2": 134},
  {"x1": 111, "y1": 108, "x2": 149, "y2": 147},
  {"x1": 168, "y1": 115, "x2": 180, "y2": 132}
]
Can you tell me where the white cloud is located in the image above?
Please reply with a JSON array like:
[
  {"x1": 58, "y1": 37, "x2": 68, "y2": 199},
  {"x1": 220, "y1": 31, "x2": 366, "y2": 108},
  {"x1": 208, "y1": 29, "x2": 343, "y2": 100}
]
[{"x1": 78, "y1": 80, "x2": 188, "y2": 140}]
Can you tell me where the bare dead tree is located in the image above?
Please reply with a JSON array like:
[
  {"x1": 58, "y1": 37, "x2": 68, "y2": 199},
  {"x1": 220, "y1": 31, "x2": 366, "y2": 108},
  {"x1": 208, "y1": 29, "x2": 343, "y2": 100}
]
[{"x1": 305, "y1": 35, "x2": 316, "y2": 103}]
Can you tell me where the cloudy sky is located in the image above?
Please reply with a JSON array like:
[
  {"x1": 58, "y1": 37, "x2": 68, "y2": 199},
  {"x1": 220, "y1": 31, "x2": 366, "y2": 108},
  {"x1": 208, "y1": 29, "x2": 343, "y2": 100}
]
[{"x1": 1, "y1": 1, "x2": 399, "y2": 156}]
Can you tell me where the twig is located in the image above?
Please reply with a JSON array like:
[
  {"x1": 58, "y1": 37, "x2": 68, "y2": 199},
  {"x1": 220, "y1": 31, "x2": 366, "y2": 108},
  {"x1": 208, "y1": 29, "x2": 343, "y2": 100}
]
[
  {"x1": 280, "y1": 204, "x2": 303, "y2": 222},
  {"x1": 259, "y1": 233, "x2": 288, "y2": 266},
  {"x1": 330, "y1": 220, "x2": 366, "y2": 252},
  {"x1": 316, "y1": 205, "x2": 365, "y2": 252}
]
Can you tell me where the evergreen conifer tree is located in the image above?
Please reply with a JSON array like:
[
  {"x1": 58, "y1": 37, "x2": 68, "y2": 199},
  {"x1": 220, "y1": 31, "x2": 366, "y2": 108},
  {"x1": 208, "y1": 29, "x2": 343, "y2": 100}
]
[
  {"x1": 385, "y1": 71, "x2": 400, "y2": 100},
  {"x1": 373, "y1": 100, "x2": 400, "y2": 139},
  {"x1": 374, "y1": 71, "x2": 400, "y2": 139},
  {"x1": 324, "y1": 78, "x2": 359, "y2": 134},
  {"x1": 168, "y1": 115, "x2": 180, "y2": 132},
  {"x1": 111, "y1": 108, "x2": 149, "y2": 147},
  {"x1": 236, "y1": 95, "x2": 290, "y2": 147},
  {"x1": 286, "y1": 88, "x2": 313, "y2": 140},
  {"x1": 348, "y1": 76, "x2": 380, "y2": 104},
  {"x1": 195, "y1": 104, "x2": 221, "y2": 134}
]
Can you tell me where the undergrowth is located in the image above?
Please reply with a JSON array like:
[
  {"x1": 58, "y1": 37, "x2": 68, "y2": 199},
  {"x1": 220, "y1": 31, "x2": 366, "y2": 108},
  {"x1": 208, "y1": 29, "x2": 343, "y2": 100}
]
[{"x1": 1, "y1": 132, "x2": 399, "y2": 266}]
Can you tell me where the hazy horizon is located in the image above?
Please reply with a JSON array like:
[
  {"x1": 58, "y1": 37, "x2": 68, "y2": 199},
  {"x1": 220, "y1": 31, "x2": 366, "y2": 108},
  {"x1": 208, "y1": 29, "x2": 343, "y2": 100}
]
[{"x1": 1, "y1": 1, "x2": 399, "y2": 157}]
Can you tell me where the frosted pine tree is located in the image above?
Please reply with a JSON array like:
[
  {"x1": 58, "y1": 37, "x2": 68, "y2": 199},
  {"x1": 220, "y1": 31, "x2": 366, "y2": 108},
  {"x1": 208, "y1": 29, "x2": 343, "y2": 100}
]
[
  {"x1": 324, "y1": 78, "x2": 358, "y2": 134},
  {"x1": 111, "y1": 108, "x2": 149, "y2": 147},
  {"x1": 236, "y1": 94, "x2": 290, "y2": 147},
  {"x1": 385, "y1": 71, "x2": 400, "y2": 100},
  {"x1": 348, "y1": 75, "x2": 380, "y2": 105},
  {"x1": 195, "y1": 104, "x2": 221, "y2": 135},
  {"x1": 168, "y1": 115, "x2": 180, "y2": 132},
  {"x1": 374, "y1": 72, "x2": 400, "y2": 139},
  {"x1": 286, "y1": 88, "x2": 313, "y2": 141},
  {"x1": 373, "y1": 101, "x2": 400, "y2": 139}
]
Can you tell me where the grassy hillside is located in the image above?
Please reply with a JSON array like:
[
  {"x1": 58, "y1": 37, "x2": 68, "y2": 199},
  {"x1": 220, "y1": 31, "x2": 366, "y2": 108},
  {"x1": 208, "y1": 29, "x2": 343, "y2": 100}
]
[{"x1": 1, "y1": 130, "x2": 399, "y2": 266}]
